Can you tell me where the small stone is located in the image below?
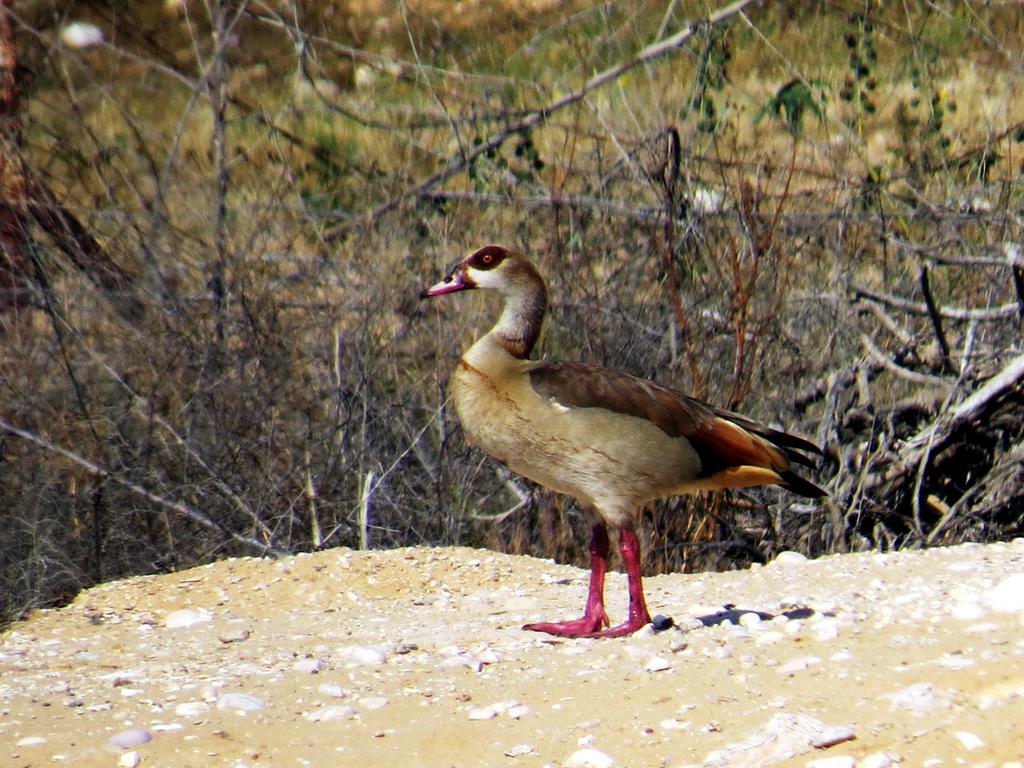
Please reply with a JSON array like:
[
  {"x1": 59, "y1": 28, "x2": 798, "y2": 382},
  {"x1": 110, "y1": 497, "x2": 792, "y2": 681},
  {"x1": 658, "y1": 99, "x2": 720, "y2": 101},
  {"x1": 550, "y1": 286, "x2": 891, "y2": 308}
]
[
  {"x1": 812, "y1": 725, "x2": 856, "y2": 748},
  {"x1": 504, "y1": 744, "x2": 535, "y2": 757},
  {"x1": 293, "y1": 658, "x2": 324, "y2": 674},
  {"x1": 565, "y1": 747, "x2": 615, "y2": 768},
  {"x1": 755, "y1": 631, "x2": 786, "y2": 646},
  {"x1": 953, "y1": 731, "x2": 985, "y2": 750},
  {"x1": 304, "y1": 704, "x2": 357, "y2": 722},
  {"x1": 937, "y1": 653, "x2": 975, "y2": 670},
  {"x1": 340, "y1": 645, "x2": 387, "y2": 666},
  {"x1": 507, "y1": 704, "x2": 531, "y2": 719},
  {"x1": 15, "y1": 737, "x2": 47, "y2": 747},
  {"x1": 317, "y1": 683, "x2": 348, "y2": 698},
  {"x1": 218, "y1": 628, "x2": 251, "y2": 644},
  {"x1": 882, "y1": 682, "x2": 937, "y2": 714},
  {"x1": 811, "y1": 618, "x2": 839, "y2": 641},
  {"x1": 778, "y1": 656, "x2": 820, "y2": 675},
  {"x1": 645, "y1": 656, "x2": 672, "y2": 672},
  {"x1": 439, "y1": 655, "x2": 483, "y2": 672},
  {"x1": 468, "y1": 706, "x2": 498, "y2": 721},
  {"x1": 738, "y1": 612, "x2": 762, "y2": 629},
  {"x1": 772, "y1": 551, "x2": 808, "y2": 566},
  {"x1": 651, "y1": 614, "x2": 674, "y2": 631},
  {"x1": 216, "y1": 692, "x2": 265, "y2": 712},
  {"x1": 478, "y1": 649, "x2": 501, "y2": 664},
  {"x1": 659, "y1": 718, "x2": 691, "y2": 730},
  {"x1": 107, "y1": 729, "x2": 153, "y2": 750},
  {"x1": 173, "y1": 701, "x2": 209, "y2": 717},
  {"x1": 806, "y1": 757, "x2": 855, "y2": 768},
  {"x1": 858, "y1": 752, "x2": 895, "y2": 768},
  {"x1": 164, "y1": 608, "x2": 211, "y2": 628},
  {"x1": 983, "y1": 574, "x2": 1024, "y2": 612},
  {"x1": 118, "y1": 751, "x2": 141, "y2": 768},
  {"x1": 359, "y1": 696, "x2": 389, "y2": 710},
  {"x1": 951, "y1": 601, "x2": 986, "y2": 620}
]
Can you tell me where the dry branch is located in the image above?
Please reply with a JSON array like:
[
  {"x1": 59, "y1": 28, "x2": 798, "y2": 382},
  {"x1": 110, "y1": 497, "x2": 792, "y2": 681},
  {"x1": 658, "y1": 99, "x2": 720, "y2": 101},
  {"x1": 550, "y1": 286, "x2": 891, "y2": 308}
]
[
  {"x1": 322, "y1": 0, "x2": 761, "y2": 238},
  {"x1": 0, "y1": 418, "x2": 287, "y2": 557},
  {"x1": 903, "y1": 354, "x2": 1024, "y2": 457},
  {"x1": 853, "y1": 284, "x2": 1021, "y2": 322}
]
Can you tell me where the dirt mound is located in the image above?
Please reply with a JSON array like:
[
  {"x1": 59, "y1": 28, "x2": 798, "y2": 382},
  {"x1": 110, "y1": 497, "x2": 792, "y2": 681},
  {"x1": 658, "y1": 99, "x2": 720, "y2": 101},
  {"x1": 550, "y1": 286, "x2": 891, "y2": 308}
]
[{"x1": 3, "y1": 543, "x2": 1024, "y2": 767}]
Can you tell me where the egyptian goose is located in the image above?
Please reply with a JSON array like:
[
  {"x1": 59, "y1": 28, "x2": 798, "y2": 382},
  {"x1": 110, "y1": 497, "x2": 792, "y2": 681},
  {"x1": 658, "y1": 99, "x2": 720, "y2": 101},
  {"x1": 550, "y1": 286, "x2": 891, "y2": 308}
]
[{"x1": 421, "y1": 245, "x2": 825, "y2": 638}]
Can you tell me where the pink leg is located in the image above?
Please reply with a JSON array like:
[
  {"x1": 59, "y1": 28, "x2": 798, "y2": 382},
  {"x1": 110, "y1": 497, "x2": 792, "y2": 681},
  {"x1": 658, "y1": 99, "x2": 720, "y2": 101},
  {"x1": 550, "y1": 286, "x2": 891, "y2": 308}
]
[
  {"x1": 583, "y1": 528, "x2": 651, "y2": 638},
  {"x1": 523, "y1": 523, "x2": 611, "y2": 636}
]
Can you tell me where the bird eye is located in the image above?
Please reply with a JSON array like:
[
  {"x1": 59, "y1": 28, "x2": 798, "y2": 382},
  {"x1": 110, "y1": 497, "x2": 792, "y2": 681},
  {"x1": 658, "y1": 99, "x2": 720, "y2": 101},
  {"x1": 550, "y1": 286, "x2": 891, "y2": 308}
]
[{"x1": 481, "y1": 253, "x2": 493, "y2": 265}]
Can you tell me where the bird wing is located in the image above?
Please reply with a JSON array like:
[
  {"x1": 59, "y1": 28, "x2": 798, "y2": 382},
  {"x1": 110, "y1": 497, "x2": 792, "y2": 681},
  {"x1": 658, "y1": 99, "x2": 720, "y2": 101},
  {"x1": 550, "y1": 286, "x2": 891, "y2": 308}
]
[{"x1": 527, "y1": 361, "x2": 824, "y2": 496}]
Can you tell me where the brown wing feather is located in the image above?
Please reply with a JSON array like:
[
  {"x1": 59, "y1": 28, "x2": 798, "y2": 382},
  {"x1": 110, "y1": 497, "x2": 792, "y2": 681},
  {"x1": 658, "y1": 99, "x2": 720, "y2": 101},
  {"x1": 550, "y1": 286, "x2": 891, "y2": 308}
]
[{"x1": 528, "y1": 361, "x2": 824, "y2": 497}]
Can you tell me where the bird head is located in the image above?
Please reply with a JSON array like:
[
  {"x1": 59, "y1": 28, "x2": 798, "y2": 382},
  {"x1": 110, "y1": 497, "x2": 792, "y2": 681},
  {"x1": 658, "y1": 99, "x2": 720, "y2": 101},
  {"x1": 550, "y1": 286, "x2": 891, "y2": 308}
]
[{"x1": 420, "y1": 244, "x2": 512, "y2": 299}]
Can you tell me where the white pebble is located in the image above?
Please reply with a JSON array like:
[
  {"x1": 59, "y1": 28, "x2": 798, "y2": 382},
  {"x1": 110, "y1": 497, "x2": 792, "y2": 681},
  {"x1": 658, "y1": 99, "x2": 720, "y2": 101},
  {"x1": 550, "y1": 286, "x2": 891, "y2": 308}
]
[
  {"x1": 507, "y1": 704, "x2": 531, "y2": 719},
  {"x1": 118, "y1": 751, "x2": 141, "y2": 768},
  {"x1": 173, "y1": 701, "x2": 209, "y2": 717},
  {"x1": 953, "y1": 731, "x2": 985, "y2": 750},
  {"x1": 983, "y1": 574, "x2": 1024, "y2": 612},
  {"x1": 659, "y1": 718, "x2": 691, "y2": 730},
  {"x1": 858, "y1": 753, "x2": 895, "y2": 768},
  {"x1": 772, "y1": 551, "x2": 808, "y2": 566},
  {"x1": 937, "y1": 654, "x2": 975, "y2": 669},
  {"x1": 340, "y1": 645, "x2": 387, "y2": 666},
  {"x1": 778, "y1": 656, "x2": 820, "y2": 675},
  {"x1": 216, "y1": 692, "x2": 265, "y2": 712},
  {"x1": 293, "y1": 658, "x2": 324, "y2": 673},
  {"x1": 811, "y1": 618, "x2": 840, "y2": 641},
  {"x1": 15, "y1": 736, "x2": 47, "y2": 747},
  {"x1": 947, "y1": 560, "x2": 978, "y2": 572},
  {"x1": 504, "y1": 744, "x2": 535, "y2": 757},
  {"x1": 438, "y1": 654, "x2": 484, "y2": 672},
  {"x1": 950, "y1": 601, "x2": 985, "y2": 620},
  {"x1": 806, "y1": 757, "x2": 855, "y2": 768},
  {"x1": 755, "y1": 631, "x2": 786, "y2": 646},
  {"x1": 468, "y1": 706, "x2": 498, "y2": 721},
  {"x1": 359, "y1": 696, "x2": 389, "y2": 710},
  {"x1": 317, "y1": 683, "x2": 348, "y2": 698},
  {"x1": 107, "y1": 728, "x2": 153, "y2": 749},
  {"x1": 882, "y1": 682, "x2": 936, "y2": 714},
  {"x1": 644, "y1": 656, "x2": 672, "y2": 672},
  {"x1": 565, "y1": 747, "x2": 615, "y2": 768},
  {"x1": 304, "y1": 704, "x2": 357, "y2": 722},
  {"x1": 478, "y1": 649, "x2": 501, "y2": 664},
  {"x1": 165, "y1": 609, "x2": 211, "y2": 629},
  {"x1": 218, "y1": 628, "x2": 251, "y2": 644},
  {"x1": 738, "y1": 612, "x2": 763, "y2": 628},
  {"x1": 813, "y1": 725, "x2": 856, "y2": 748}
]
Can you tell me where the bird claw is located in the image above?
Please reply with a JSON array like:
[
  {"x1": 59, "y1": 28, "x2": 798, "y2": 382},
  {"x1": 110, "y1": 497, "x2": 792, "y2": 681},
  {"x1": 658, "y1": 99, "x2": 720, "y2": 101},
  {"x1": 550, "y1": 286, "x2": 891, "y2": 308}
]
[{"x1": 523, "y1": 612, "x2": 609, "y2": 638}]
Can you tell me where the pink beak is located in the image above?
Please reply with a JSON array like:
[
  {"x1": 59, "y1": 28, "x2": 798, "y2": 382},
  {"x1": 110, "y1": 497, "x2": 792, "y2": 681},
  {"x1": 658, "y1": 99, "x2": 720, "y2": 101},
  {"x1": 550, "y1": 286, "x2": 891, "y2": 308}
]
[{"x1": 420, "y1": 265, "x2": 471, "y2": 299}]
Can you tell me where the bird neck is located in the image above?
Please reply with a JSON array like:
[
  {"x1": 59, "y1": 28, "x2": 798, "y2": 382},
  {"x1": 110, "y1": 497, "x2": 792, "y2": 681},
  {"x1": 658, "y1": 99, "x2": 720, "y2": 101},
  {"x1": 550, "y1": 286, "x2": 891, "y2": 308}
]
[{"x1": 488, "y1": 268, "x2": 547, "y2": 360}]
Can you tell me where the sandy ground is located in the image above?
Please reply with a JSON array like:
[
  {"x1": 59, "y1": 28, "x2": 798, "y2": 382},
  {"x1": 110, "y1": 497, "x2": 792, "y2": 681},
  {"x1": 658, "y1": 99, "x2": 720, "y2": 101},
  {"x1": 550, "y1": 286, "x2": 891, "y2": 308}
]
[{"x1": 3, "y1": 541, "x2": 1024, "y2": 768}]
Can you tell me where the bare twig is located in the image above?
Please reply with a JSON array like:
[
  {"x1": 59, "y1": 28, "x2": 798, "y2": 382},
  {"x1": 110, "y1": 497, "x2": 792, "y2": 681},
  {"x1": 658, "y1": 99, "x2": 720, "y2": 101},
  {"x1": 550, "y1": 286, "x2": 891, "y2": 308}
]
[
  {"x1": 323, "y1": 0, "x2": 761, "y2": 238},
  {"x1": 0, "y1": 418, "x2": 287, "y2": 557},
  {"x1": 860, "y1": 334, "x2": 951, "y2": 388},
  {"x1": 854, "y1": 284, "x2": 1021, "y2": 321},
  {"x1": 918, "y1": 263, "x2": 953, "y2": 372}
]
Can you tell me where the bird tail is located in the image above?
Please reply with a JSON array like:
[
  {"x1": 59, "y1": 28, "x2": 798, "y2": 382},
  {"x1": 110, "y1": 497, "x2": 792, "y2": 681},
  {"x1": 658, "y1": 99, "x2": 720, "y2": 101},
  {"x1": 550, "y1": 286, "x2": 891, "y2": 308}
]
[{"x1": 779, "y1": 469, "x2": 827, "y2": 498}]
